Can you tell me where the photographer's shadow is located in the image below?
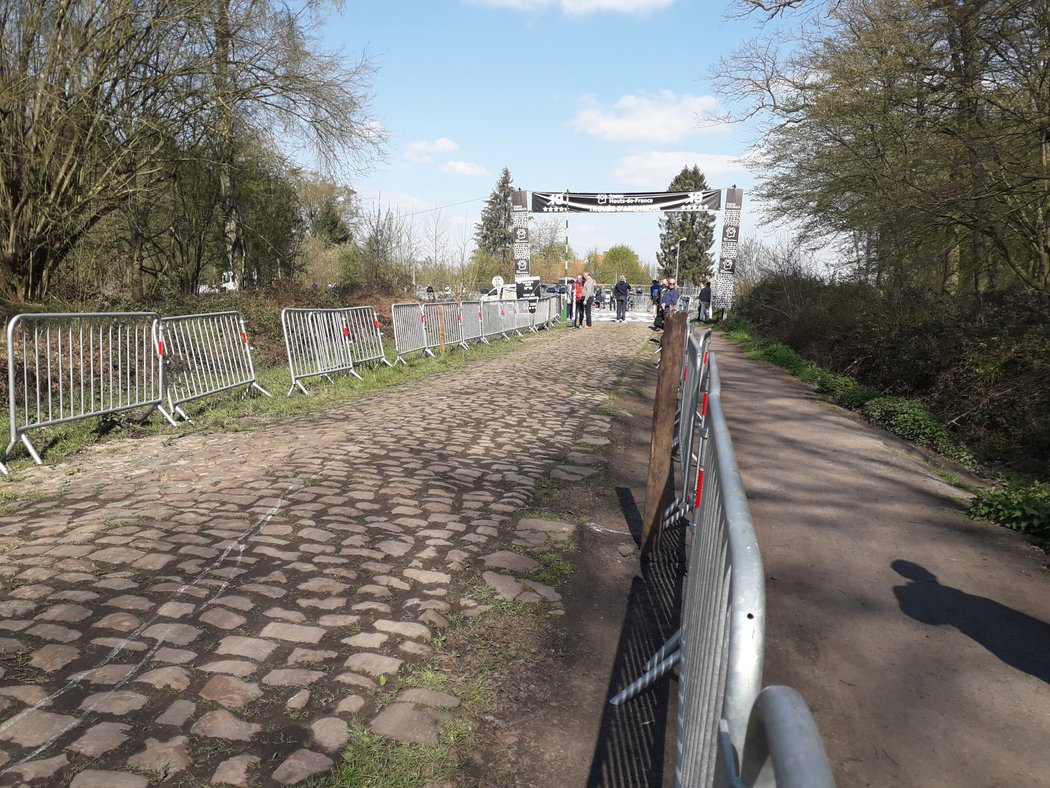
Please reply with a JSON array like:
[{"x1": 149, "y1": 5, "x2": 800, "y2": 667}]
[{"x1": 891, "y1": 560, "x2": 1050, "y2": 683}]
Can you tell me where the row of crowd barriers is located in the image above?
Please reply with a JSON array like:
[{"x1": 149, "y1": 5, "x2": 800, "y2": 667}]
[
  {"x1": 389, "y1": 298, "x2": 560, "y2": 365},
  {"x1": 1, "y1": 298, "x2": 563, "y2": 475},
  {"x1": 611, "y1": 326, "x2": 836, "y2": 787},
  {"x1": 2, "y1": 311, "x2": 271, "y2": 477}
]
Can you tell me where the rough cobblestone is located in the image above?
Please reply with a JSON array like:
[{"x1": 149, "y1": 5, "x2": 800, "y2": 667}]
[{"x1": 0, "y1": 325, "x2": 647, "y2": 784}]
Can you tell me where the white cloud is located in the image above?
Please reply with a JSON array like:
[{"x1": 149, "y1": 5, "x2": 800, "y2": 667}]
[
  {"x1": 614, "y1": 151, "x2": 751, "y2": 189},
  {"x1": 469, "y1": 0, "x2": 673, "y2": 14},
  {"x1": 440, "y1": 160, "x2": 491, "y2": 177},
  {"x1": 404, "y1": 137, "x2": 459, "y2": 163},
  {"x1": 570, "y1": 91, "x2": 725, "y2": 144}
]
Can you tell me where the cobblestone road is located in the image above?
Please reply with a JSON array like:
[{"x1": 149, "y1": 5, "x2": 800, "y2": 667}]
[{"x1": 0, "y1": 324, "x2": 651, "y2": 786}]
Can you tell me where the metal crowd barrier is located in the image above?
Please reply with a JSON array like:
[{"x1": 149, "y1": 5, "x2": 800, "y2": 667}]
[
  {"x1": 460, "y1": 301, "x2": 483, "y2": 344},
  {"x1": 390, "y1": 302, "x2": 431, "y2": 365},
  {"x1": 481, "y1": 301, "x2": 507, "y2": 341},
  {"x1": 730, "y1": 686, "x2": 836, "y2": 788},
  {"x1": 157, "y1": 311, "x2": 270, "y2": 421},
  {"x1": 281, "y1": 307, "x2": 363, "y2": 395},
  {"x1": 422, "y1": 301, "x2": 467, "y2": 352},
  {"x1": 343, "y1": 306, "x2": 392, "y2": 368},
  {"x1": 612, "y1": 335, "x2": 834, "y2": 787},
  {"x1": 3, "y1": 312, "x2": 164, "y2": 474}
]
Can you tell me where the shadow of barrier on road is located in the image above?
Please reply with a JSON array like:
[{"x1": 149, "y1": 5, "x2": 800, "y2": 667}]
[{"x1": 586, "y1": 486, "x2": 686, "y2": 788}]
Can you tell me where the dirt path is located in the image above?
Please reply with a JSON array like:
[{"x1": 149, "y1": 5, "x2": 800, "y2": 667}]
[{"x1": 712, "y1": 335, "x2": 1050, "y2": 787}]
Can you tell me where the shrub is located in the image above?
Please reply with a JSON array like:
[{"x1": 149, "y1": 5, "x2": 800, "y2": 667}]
[
  {"x1": 862, "y1": 396, "x2": 977, "y2": 469},
  {"x1": 970, "y1": 482, "x2": 1050, "y2": 538}
]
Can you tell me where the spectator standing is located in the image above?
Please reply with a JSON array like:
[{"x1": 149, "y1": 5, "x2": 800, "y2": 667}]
[
  {"x1": 573, "y1": 275, "x2": 585, "y2": 328},
  {"x1": 614, "y1": 276, "x2": 631, "y2": 322},
  {"x1": 698, "y1": 280, "x2": 712, "y2": 322},
  {"x1": 654, "y1": 277, "x2": 679, "y2": 330},
  {"x1": 581, "y1": 272, "x2": 597, "y2": 327},
  {"x1": 649, "y1": 279, "x2": 661, "y2": 313}
]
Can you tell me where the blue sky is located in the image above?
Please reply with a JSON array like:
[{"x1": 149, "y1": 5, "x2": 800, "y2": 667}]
[{"x1": 324, "y1": 0, "x2": 774, "y2": 270}]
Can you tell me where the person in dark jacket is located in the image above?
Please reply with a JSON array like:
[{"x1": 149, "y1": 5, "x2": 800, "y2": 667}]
[
  {"x1": 614, "y1": 276, "x2": 631, "y2": 322},
  {"x1": 698, "y1": 280, "x2": 712, "y2": 322}
]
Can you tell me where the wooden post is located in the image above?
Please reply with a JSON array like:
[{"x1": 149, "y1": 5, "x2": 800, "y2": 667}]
[
  {"x1": 437, "y1": 305, "x2": 447, "y2": 354},
  {"x1": 640, "y1": 312, "x2": 687, "y2": 555}
]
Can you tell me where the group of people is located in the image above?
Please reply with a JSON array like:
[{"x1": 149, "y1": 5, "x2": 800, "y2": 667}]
[
  {"x1": 566, "y1": 274, "x2": 715, "y2": 328},
  {"x1": 649, "y1": 277, "x2": 714, "y2": 330},
  {"x1": 566, "y1": 272, "x2": 633, "y2": 327}
]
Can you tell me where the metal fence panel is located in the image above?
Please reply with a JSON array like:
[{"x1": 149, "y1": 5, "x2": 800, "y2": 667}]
[
  {"x1": 481, "y1": 301, "x2": 506, "y2": 340},
  {"x1": 4, "y1": 312, "x2": 163, "y2": 472},
  {"x1": 281, "y1": 308, "x2": 360, "y2": 395},
  {"x1": 390, "y1": 302, "x2": 429, "y2": 364},
  {"x1": 675, "y1": 351, "x2": 766, "y2": 787},
  {"x1": 422, "y1": 301, "x2": 464, "y2": 352},
  {"x1": 158, "y1": 311, "x2": 270, "y2": 421},
  {"x1": 344, "y1": 306, "x2": 392, "y2": 368},
  {"x1": 460, "y1": 301, "x2": 483, "y2": 343}
]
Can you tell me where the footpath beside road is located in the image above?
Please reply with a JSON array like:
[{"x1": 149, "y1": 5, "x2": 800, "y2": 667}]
[
  {"x1": 0, "y1": 323, "x2": 652, "y2": 786},
  {"x1": 713, "y1": 335, "x2": 1050, "y2": 788}
]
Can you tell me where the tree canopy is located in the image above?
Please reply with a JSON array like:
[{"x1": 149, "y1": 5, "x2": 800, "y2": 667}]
[{"x1": 657, "y1": 166, "x2": 716, "y2": 284}]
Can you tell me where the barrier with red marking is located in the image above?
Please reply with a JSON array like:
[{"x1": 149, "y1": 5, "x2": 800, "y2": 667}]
[
  {"x1": 460, "y1": 301, "x2": 483, "y2": 343},
  {"x1": 422, "y1": 301, "x2": 466, "y2": 352},
  {"x1": 390, "y1": 302, "x2": 430, "y2": 365},
  {"x1": 158, "y1": 311, "x2": 271, "y2": 418},
  {"x1": 342, "y1": 306, "x2": 391, "y2": 368},
  {"x1": 281, "y1": 307, "x2": 361, "y2": 395},
  {"x1": 481, "y1": 300, "x2": 507, "y2": 341},
  {"x1": 3, "y1": 312, "x2": 164, "y2": 474}
]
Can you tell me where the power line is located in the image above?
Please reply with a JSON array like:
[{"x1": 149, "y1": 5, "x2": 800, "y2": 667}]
[{"x1": 360, "y1": 195, "x2": 488, "y2": 218}]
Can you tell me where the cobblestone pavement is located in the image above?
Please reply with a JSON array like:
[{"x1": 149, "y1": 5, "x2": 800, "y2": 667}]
[{"x1": 0, "y1": 323, "x2": 651, "y2": 786}]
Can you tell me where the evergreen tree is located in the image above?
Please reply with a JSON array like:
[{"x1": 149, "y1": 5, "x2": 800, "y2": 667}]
[
  {"x1": 474, "y1": 168, "x2": 514, "y2": 261},
  {"x1": 657, "y1": 166, "x2": 716, "y2": 284}
]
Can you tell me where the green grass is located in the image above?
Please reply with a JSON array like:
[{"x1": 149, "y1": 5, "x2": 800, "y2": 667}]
[{"x1": 326, "y1": 725, "x2": 457, "y2": 788}]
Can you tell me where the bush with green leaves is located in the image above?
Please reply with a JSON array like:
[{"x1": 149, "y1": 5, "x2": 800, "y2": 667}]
[
  {"x1": 970, "y1": 482, "x2": 1050, "y2": 538},
  {"x1": 862, "y1": 396, "x2": 976, "y2": 469}
]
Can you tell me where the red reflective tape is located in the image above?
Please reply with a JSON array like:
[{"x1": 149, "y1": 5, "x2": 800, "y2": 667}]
[
  {"x1": 682, "y1": 364, "x2": 689, "y2": 382},
  {"x1": 477, "y1": 311, "x2": 482, "y2": 318},
  {"x1": 701, "y1": 392, "x2": 708, "y2": 417},
  {"x1": 420, "y1": 314, "x2": 425, "y2": 323},
  {"x1": 241, "y1": 331, "x2": 248, "y2": 345},
  {"x1": 374, "y1": 319, "x2": 380, "y2": 331},
  {"x1": 157, "y1": 340, "x2": 164, "y2": 356},
  {"x1": 694, "y1": 468, "x2": 705, "y2": 509},
  {"x1": 703, "y1": 350, "x2": 709, "y2": 366},
  {"x1": 457, "y1": 313, "x2": 462, "y2": 322},
  {"x1": 343, "y1": 327, "x2": 350, "y2": 338}
]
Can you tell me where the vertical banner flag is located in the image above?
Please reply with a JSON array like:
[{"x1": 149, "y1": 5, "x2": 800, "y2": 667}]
[
  {"x1": 714, "y1": 188, "x2": 743, "y2": 310},
  {"x1": 511, "y1": 189, "x2": 530, "y2": 281}
]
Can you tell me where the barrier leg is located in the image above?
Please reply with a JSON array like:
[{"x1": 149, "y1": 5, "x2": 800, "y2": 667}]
[
  {"x1": 21, "y1": 434, "x2": 43, "y2": 466},
  {"x1": 0, "y1": 461, "x2": 7, "y2": 477},
  {"x1": 608, "y1": 649, "x2": 681, "y2": 706},
  {"x1": 350, "y1": 369, "x2": 364, "y2": 381},
  {"x1": 643, "y1": 628, "x2": 682, "y2": 670},
  {"x1": 249, "y1": 382, "x2": 272, "y2": 398}
]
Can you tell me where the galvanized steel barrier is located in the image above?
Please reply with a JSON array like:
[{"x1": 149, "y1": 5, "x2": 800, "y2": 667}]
[
  {"x1": 460, "y1": 301, "x2": 483, "y2": 344},
  {"x1": 281, "y1": 308, "x2": 363, "y2": 396},
  {"x1": 481, "y1": 301, "x2": 507, "y2": 341},
  {"x1": 343, "y1": 306, "x2": 392, "y2": 369},
  {"x1": 611, "y1": 330, "x2": 834, "y2": 787},
  {"x1": 390, "y1": 302, "x2": 431, "y2": 365},
  {"x1": 422, "y1": 301, "x2": 466, "y2": 353},
  {"x1": 3, "y1": 312, "x2": 164, "y2": 474},
  {"x1": 157, "y1": 311, "x2": 270, "y2": 421}
]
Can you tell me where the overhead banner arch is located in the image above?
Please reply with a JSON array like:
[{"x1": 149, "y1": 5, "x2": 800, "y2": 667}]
[{"x1": 517, "y1": 188, "x2": 743, "y2": 310}]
